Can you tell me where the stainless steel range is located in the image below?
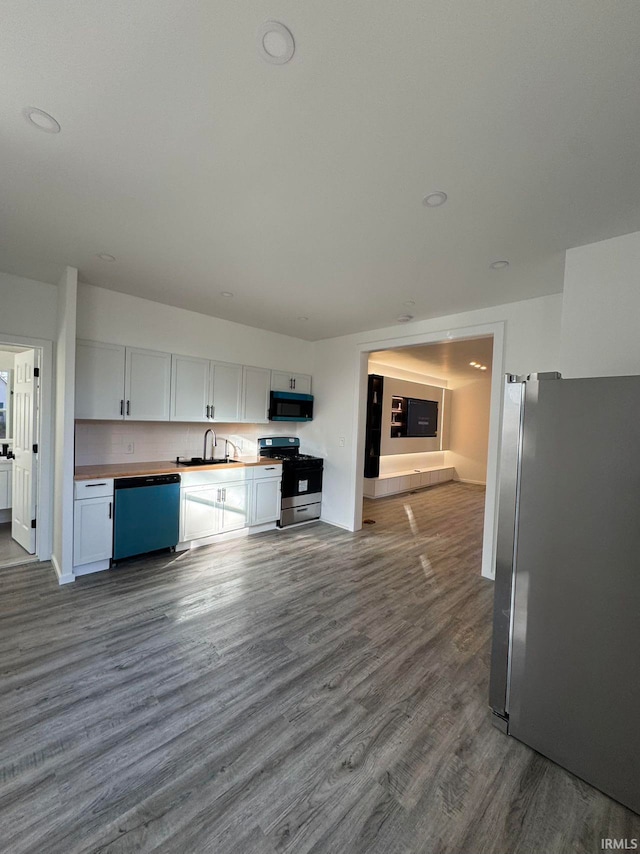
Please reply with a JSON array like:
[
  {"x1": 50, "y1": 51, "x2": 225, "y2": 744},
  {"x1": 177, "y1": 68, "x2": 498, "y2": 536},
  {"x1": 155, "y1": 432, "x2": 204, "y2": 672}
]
[{"x1": 257, "y1": 436, "x2": 323, "y2": 527}]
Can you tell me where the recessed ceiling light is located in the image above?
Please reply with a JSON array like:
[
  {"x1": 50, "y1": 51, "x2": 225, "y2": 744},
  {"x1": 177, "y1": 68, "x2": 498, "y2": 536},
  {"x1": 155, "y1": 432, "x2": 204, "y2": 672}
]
[
  {"x1": 422, "y1": 191, "x2": 447, "y2": 208},
  {"x1": 220, "y1": 291, "x2": 234, "y2": 298},
  {"x1": 490, "y1": 260, "x2": 510, "y2": 270},
  {"x1": 23, "y1": 107, "x2": 61, "y2": 134},
  {"x1": 480, "y1": 366, "x2": 488, "y2": 371},
  {"x1": 396, "y1": 314, "x2": 414, "y2": 323},
  {"x1": 258, "y1": 21, "x2": 295, "y2": 64},
  {"x1": 469, "y1": 361, "x2": 477, "y2": 366},
  {"x1": 297, "y1": 316, "x2": 309, "y2": 322},
  {"x1": 97, "y1": 253, "x2": 115, "y2": 262}
]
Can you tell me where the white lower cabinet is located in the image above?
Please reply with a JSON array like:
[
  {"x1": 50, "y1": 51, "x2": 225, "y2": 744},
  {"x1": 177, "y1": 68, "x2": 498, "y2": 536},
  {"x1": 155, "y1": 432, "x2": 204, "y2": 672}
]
[
  {"x1": 181, "y1": 485, "x2": 218, "y2": 541},
  {"x1": 0, "y1": 464, "x2": 11, "y2": 511},
  {"x1": 251, "y1": 477, "x2": 281, "y2": 525},
  {"x1": 74, "y1": 479, "x2": 114, "y2": 569},
  {"x1": 218, "y1": 482, "x2": 250, "y2": 533},
  {"x1": 180, "y1": 465, "x2": 282, "y2": 544},
  {"x1": 363, "y1": 467, "x2": 454, "y2": 499},
  {"x1": 181, "y1": 481, "x2": 251, "y2": 541}
]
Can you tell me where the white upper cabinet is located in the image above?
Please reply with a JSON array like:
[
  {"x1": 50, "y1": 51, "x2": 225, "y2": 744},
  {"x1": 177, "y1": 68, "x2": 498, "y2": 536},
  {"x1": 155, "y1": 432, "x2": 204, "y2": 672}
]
[
  {"x1": 170, "y1": 358, "x2": 243, "y2": 423},
  {"x1": 271, "y1": 371, "x2": 312, "y2": 395},
  {"x1": 242, "y1": 366, "x2": 270, "y2": 423},
  {"x1": 76, "y1": 340, "x2": 126, "y2": 420},
  {"x1": 77, "y1": 341, "x2": 171, "y2": 421},
  {"x1": 171, "y1": 355, "x2": 210, "y2": 422},
  {"x1": 124, "y1": 347, "x2": 172, "y2": 421},
  {"x1": 76, "y1": 340, "x2": 305, "y2": 425},
  {"x1": 211, "y1": 361, "x2": 242, "y2": 422}
]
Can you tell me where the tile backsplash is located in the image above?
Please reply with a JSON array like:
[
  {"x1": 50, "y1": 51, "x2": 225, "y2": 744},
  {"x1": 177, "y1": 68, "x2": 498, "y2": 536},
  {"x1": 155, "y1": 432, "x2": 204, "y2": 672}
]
[{"x1": 74, "y1": 421, "x2": 298, "y2": 467}]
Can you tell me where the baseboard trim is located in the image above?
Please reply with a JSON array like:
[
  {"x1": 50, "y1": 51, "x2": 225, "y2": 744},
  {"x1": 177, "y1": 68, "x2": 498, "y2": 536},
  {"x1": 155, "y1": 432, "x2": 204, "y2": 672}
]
[
  {"x1": 73, "y1": 559, "x2": 110, "y2": 577},
  {"x1": 320, "y1": 516, "x2": 353, "y2": 532},
  {"x1": 454, "y1": 478, "x2": 487, "y2": 486},
  {"x1": 52, "y1": 554, "x2": 75, "y2": 585}
]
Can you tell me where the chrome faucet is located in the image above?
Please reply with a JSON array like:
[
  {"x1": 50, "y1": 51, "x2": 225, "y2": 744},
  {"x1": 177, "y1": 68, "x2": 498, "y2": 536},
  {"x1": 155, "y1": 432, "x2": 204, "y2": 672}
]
[
  {"x1": 203, "y1": 428, "x2": 217, "y2": 460},
  {"x1": 224, "y1": 438, "x2": 235, "y2": 461}
]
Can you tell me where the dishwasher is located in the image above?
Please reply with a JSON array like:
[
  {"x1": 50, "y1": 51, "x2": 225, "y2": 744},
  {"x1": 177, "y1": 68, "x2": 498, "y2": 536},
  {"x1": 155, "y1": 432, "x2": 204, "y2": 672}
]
[{"x1": 113, "y1": 474, "x2": 181, "y2": 562}]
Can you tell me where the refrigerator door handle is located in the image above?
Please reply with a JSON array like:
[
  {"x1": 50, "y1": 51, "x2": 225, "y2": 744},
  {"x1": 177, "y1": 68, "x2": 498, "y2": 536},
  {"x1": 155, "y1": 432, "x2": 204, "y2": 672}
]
[{"x1": 489, "y1": 375, "x2": 526, "y2": 728}]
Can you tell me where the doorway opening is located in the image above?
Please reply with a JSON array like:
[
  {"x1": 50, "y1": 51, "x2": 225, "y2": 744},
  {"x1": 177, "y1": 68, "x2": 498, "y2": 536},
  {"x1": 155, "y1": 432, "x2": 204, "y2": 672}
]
[
  {"x1": 0, "y1": 341, "x2": 46, "y2": 570},
  {"x1": 353, "y1": 322, "x2": 504, "y2": 579}
]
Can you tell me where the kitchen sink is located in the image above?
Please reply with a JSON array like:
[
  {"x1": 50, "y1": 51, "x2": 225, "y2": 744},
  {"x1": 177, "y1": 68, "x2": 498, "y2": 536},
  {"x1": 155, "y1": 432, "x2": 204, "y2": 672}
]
[{"x1": 176, "y1": 457, "x2": 238, "y2": 467}]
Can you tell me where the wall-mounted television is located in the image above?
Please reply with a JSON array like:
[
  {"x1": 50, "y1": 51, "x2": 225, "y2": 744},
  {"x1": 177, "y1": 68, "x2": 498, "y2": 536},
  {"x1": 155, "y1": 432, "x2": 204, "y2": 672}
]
[
  {"x1": 391, "y1": 395, "x2": 438, "y2": 438},
  {"x1": 407, "y1": 398, "x2": 438, "y2": 437}
]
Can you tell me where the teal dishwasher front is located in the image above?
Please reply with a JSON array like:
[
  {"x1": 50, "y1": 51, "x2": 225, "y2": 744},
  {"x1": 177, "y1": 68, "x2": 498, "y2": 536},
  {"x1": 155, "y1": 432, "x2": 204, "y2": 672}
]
[{"x1": 113, "y1": 474, "x2": 181, "y2": 561}]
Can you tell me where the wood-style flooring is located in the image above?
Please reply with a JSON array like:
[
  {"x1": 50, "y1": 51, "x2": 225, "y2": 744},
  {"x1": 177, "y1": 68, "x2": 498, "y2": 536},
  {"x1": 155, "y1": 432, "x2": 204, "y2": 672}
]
[
  {"x1": 0, "y1": 483, "x2": 637, "y2": 853},
  {"x1": 0, "y1": 521, "x2": 31, "y2": 568}
]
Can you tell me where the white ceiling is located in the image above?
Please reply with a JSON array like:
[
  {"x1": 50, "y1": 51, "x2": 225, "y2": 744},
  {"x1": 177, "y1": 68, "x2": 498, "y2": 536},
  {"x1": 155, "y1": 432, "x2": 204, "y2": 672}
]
[
  {"x1": 2, "y1": 1, "x2": 640, "y2": 341},
  {"x1": 370, "y1": 337, "x2": 494, "y2": 387}
]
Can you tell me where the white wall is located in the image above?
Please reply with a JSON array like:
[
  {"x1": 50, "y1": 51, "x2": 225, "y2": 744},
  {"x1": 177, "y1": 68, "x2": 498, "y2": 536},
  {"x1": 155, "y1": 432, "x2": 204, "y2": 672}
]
[
  {"x1": 52, "y1": 267, "x2": 77, "y2": 583},
  {"x1": 76, "y1": 284, "x2": 313, "y2": 373},
  {"x1": 305, "y1": 292, "x2": 563, "y2": 535},
  {"x1": 0, "y1": 272, "x2": 59, "y2": 342},
  {"x1": 0, "y1": 351, "x2": 17, "y2": 371},
  {"x1": 561, "y1": 230, "x2": 640, "y2": 378},
  {"x1": 447, "y1": 377, "x2": 491, "y2": 484},
  {"x1": 75, "y1": 420, "x2": 302, "y2": 467}
]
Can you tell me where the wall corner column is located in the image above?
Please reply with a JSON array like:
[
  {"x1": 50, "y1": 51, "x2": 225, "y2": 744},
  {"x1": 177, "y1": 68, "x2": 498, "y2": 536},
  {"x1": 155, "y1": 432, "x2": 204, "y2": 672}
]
[{"x1": 52, "y1": 266, "x2": 78, "y2": 583}]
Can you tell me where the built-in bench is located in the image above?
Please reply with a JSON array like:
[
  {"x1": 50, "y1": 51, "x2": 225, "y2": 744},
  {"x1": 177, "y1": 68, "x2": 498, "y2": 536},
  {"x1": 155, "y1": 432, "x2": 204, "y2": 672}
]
[{"x1": 363, "y1": 466, "x2": 455, "y2": 499}]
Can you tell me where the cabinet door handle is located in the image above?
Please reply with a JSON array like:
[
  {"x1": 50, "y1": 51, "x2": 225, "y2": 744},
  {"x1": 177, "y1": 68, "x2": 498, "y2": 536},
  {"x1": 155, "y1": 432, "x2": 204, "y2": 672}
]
[
  {"x1": 265, "y1": 467, "x2": 276, "y2": 470},
  {"x1": 85, "y1": 482, "x2": 107, "y2": 487},
  {"x1": 217, "y1": 489, "x2": 221, "y2": 502},
  {"x1": 292, "y1": 378, "x2": 296, "y2": 390},
  {"x1": 222, "y1": 488, "x2": 226, "y2": 501},
  {"x1": 120, "y1": 399, "x2": 124, "y2": 416},
  {"x1": 206, "y1": 404, "x2": 210, "y2": 418},
  {"x1": 108, "y1": 501, "x2": 112, "y2": 519},
  {"x1": 211, "y1": 404, "x2": 215, "y2": 418},
  {"x1": 126, "y1": 400, "x2": 130, "y2": 416}
]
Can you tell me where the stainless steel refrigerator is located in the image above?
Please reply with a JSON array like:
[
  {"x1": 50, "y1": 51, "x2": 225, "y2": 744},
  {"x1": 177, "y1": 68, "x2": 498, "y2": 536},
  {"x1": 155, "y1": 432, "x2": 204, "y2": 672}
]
[{"x1": 490, "y1": 372, "x2": 640, "y2": 815}]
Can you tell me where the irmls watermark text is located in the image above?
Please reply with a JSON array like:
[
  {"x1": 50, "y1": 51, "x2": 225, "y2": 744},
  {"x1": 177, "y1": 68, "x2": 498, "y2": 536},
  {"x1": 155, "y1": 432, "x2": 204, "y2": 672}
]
[{"x1": 601, "y1": 841, "x2": 639, "y2": 851}]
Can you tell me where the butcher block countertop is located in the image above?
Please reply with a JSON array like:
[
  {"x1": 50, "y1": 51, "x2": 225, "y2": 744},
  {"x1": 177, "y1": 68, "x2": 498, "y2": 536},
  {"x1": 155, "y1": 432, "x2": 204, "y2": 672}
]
[{"x1": 74, "y1": 457, "x2": 282, "y2": 481}]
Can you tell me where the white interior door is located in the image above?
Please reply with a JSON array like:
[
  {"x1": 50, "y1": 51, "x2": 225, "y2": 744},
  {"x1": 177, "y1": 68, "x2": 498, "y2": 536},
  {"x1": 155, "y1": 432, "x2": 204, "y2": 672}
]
[{"x1": 12, "y1": 349, "x2": 38, "y2": 553}]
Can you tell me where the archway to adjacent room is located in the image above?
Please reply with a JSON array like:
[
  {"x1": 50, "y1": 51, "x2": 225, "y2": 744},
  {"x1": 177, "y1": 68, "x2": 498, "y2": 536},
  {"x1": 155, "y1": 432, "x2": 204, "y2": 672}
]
[{"x1": 351, "y1": 321, "x2": 504, "y2": 579}]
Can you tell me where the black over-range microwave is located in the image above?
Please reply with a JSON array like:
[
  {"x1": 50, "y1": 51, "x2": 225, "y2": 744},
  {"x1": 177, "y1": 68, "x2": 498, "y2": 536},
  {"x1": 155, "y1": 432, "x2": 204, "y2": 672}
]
[{"x1": 269, "y1": 391, "x2": 314, "y2": 421}]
